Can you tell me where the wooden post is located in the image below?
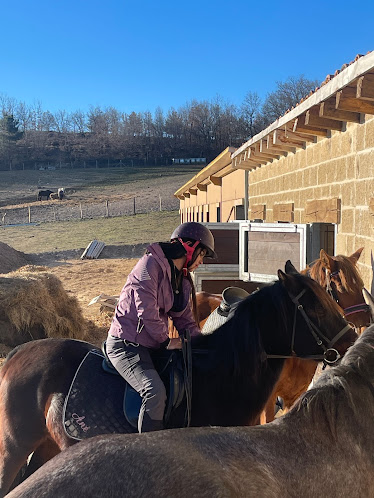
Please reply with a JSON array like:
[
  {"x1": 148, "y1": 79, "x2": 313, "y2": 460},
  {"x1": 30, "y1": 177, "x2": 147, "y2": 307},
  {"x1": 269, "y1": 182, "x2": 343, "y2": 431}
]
[
  {"x1": 105, "y1": 200, "x2": 109, "y2": 217},
  {"x1": 80, "y1": 203, "x2": 83, "y2": 219},
  {"x1": 28, "y1": 206, "x2": 31, "y2": 223},
  {"x1": 159, "y1": 194, "x2": 162, "y2": 211},
  {"x1": 133, "y1": 197, "x2": 136, "y2": 215}
]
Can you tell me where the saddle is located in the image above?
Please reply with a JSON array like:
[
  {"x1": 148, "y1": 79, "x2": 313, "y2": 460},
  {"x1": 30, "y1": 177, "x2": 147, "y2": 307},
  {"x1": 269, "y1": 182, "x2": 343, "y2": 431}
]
[
  {"x1": 63, "y1": 342, "x2": 189, "y2": 441},
  {"x1": 202, "y1": 286, "x2": 250, "y2": 335},
  {"x1": 101, "y1": 341, "x2": 186, "y2": 429}
]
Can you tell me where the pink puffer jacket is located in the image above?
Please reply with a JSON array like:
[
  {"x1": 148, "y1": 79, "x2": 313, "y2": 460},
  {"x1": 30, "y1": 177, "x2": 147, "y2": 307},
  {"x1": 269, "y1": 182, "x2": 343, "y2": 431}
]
[{"x1": 108, "y1": 243, "x2": 201, "y2": 348}]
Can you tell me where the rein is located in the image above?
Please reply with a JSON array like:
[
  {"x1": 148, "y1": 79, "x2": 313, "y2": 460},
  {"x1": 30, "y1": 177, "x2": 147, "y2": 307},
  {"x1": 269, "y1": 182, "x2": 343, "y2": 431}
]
[{"x1": 267, "y1": 288, "x2": 353, "y2": 366}]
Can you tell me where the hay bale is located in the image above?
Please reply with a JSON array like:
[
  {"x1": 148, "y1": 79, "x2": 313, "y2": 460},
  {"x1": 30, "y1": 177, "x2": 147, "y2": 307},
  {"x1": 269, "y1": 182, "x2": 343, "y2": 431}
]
[
  {"x1": 0, "y1": 268, "x2": 88, "y2": 347},
  {"x1": 0, "y1": 241, "x2": 30, "y2": 274}
]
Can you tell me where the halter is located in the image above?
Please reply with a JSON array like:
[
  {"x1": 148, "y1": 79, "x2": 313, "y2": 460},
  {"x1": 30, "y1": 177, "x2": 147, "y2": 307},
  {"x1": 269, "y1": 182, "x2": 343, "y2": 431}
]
[
  {"x1": 326, "y1": 269, "x2": 371, "y2": 323},
  {"x1": 267, "y1": 288, "x2": 353, "y2": 366}
]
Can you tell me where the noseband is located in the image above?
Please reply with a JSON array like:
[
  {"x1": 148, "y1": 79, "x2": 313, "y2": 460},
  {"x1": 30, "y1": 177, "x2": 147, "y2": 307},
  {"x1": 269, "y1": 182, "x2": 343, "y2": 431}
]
[{"x1": 267, "y1": 288, "x2": 353, "y2": 366}]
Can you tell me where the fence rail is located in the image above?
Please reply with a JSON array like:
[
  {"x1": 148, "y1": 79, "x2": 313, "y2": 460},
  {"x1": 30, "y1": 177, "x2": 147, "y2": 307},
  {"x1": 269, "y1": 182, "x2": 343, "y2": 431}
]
[{"x1": 0, "y1": 195, "x2": 178, "y2": 226}]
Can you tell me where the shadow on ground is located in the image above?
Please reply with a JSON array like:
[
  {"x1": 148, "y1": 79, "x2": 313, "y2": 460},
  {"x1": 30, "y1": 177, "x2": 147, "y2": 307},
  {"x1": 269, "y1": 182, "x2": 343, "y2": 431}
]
[{"x1": 28, "y1": 243, "x2": 148, "y2": 265}]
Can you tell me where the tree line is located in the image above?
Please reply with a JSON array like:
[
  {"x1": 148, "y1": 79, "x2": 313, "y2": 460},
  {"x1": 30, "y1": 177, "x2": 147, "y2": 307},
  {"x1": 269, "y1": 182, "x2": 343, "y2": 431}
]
[{"x1": 0, "y1": 75, "x2": 319, "y2": 170}]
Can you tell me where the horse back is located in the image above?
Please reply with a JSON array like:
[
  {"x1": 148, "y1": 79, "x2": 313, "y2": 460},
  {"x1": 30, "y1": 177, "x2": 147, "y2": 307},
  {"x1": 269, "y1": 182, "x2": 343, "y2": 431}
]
[{"x1": 0, "y1": 338, "x2": 96, "y2": 390}]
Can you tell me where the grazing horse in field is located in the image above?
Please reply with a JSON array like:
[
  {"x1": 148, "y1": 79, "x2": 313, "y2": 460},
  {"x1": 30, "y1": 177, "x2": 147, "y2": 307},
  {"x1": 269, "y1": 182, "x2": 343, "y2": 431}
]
[
  {"x1": 196, "y1": 248, "x2": 370, "y2": 424},
  {"x1": 9, "y1": 318, "x2": 374, "y2": 498},
  {"x1": 37, "y1": 189, "x2": 54, "y2": 201},
  {"x1": 0, "y1": 263, "x2": 356, "y2": 496}
]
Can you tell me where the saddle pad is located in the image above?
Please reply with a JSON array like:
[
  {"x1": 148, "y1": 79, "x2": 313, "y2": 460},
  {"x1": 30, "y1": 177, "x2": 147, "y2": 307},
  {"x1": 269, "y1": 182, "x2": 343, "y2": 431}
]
[
  {"x1": 63, "y1": 350, "x2": 134, "y2": 441},
  {"x1": 202, "y1": 307, "x2": 233, "y2": 335}
]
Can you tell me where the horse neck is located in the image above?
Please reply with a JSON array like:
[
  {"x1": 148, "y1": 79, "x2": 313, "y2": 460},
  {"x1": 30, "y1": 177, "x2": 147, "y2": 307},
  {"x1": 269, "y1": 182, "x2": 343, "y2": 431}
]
[{"x1": 191, "y1": 285, "x2": 291, "y2": 426}]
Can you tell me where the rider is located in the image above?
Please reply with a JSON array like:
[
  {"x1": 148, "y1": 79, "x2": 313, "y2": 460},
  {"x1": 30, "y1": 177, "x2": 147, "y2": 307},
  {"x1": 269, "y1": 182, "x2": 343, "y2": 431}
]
[{"x1": 106, "y1": 222, "x2": 217, "y2": 433}]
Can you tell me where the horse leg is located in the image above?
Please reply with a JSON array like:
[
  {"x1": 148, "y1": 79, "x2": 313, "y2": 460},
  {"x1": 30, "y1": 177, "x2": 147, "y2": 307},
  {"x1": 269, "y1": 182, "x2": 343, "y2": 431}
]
[
  {"x1": 261, "y1": 392, "x2": 278, "y2": 424},
  {"x1": 0, "y1": 434, "x2": 46, "y2": 497},
  {"x1": 21, "y1": 439, "x2": 60, "y2": 481}
]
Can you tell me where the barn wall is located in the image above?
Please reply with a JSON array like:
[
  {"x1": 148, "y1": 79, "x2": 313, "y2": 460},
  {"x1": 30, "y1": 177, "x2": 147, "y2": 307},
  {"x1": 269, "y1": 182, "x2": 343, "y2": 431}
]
[{"x1": 248, "y1": 115, "x2": 374, "y2": 286}]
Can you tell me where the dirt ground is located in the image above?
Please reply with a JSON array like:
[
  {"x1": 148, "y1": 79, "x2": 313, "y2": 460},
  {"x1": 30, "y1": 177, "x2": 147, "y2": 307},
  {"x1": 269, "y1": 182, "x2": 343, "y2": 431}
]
[{"x1": 46, "y1": 256, "x2": 137, "y2": 325}]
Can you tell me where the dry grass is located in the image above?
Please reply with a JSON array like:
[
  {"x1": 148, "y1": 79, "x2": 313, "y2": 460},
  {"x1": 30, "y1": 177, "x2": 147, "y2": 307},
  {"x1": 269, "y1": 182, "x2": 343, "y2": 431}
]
[{"x1": 0, "y1": 210, "x2": 180, "y2": 255}]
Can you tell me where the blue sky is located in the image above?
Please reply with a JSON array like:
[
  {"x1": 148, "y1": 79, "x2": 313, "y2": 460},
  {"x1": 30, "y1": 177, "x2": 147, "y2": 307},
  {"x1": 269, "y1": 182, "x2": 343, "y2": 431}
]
[{"x1": 1, "y1": 0, "x2": 374, "y2": 115}]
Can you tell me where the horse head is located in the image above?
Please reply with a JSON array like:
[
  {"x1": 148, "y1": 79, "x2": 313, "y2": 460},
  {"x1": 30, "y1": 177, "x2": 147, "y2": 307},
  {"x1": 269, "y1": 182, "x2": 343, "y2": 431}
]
[
  {"x1": 278, "y1": 261, "x2": 357, "y2": 363},
  {"x1": 308, "y1": 248, "x2": 371, "y2": 331}
]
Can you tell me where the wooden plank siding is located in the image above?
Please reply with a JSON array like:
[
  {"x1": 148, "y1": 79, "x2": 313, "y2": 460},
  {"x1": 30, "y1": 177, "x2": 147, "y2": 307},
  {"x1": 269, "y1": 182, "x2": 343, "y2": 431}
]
[
  {"x1": 250, "y1": 204, "x2": 266, "y2": 221},
  {"x1": 247, "y1": 231, "x2": 302, "y2": 275},
  {"x1": 305, "y1": 198, "x2": 341, "y2": 223},
  {"x1": 273, "y1": 203, "x2": 294, "y2": 223},
  {"x1": 205, "y1": 228, "x2": 239, "y2": 265}
]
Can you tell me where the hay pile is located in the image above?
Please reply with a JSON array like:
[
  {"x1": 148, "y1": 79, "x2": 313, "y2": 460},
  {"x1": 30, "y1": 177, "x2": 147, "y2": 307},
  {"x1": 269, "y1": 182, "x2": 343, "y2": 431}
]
[
  {"x1": 0, "y1": 241, "x2": 30, "y2": 274},
  {"x1": 0, "y1": 267, "x2": 89, "y2": 348}
]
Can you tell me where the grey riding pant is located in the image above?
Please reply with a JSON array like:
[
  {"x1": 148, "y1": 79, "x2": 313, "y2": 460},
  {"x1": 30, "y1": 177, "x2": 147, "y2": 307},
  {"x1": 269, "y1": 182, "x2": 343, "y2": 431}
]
[{"x1": 106, "y1": 334, "x2": 166, "y2": 433}]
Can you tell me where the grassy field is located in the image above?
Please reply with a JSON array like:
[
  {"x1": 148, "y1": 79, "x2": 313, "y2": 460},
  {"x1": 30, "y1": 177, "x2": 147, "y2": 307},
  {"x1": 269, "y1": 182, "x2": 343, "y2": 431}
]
[
  {"x1": 0, "y1": 210, "x2": 181, "y2": 254},
  {"x1": 0, "y1": 166, "x2": 201, "y2": 206},
  {"x1": 0, "y1": 165, "x2": 200, "y2": 254}
]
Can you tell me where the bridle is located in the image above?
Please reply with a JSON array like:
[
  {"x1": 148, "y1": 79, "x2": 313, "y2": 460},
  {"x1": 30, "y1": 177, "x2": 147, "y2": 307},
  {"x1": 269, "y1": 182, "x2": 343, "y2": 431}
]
[
  {"x1": 267, "y1": 287, "x2": 354, "y2": 366},
  {"x1": 325, "y1": 268, "x2": 371, "y2": 326}
]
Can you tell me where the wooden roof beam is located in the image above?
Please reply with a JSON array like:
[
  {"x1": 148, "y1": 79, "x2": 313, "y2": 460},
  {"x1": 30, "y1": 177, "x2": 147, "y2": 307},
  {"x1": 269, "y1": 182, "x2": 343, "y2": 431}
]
[
  {"x1": 273, "y1": 129, "x2": 305, "y2": 149},
  {"x1": 319, "y1": 97, "x2": 361, "y2": 123},
  {"x1": 213, "y1": 164, "x2": 234, "y2": 178},
  {"x1": 254, "y1": 142, "x2": 280, "y2": 160},
  {"x1": 357, "y1": 73, "x2": 374, "y2": 101},
  {"x1": 260, "y1": 139, "x2": 287, "y2": 157},
  {"x1": 293, "y1": 118, "x2": 329, "y2": 137},
  {"x1": 336, "y1": 86, "x2": 374, "y2": 114},
  {"x1": 197, "y1": 183, "x2": 207, "y2": 191},
  {"x1": 209, "y1": 175, "x2": 222, "y2": 186},
  {"x1": 268, "y1": 134, "x2": 296, "y2": 153},
  {"x1": 305, "y1": 108, "x2": 343, "y2": 131},
  {"x1": 234, "y1": 162, "x2": 258, "y2": 171},
  {"x1": 247, "y1": 148, "x2": 271, "y2": 165},
  {"x1": 234, "y1": 156, "x2": 260, "y2": 170},
  {"x1": 283, "y1": 125, "x2": 316, "y2": 143}
]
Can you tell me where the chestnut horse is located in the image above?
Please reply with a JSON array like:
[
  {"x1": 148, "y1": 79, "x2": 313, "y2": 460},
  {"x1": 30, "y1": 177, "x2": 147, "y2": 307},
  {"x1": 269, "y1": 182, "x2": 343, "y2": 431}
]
[
  {"x1": 196, "y1": 248, "x2": 370, "y2": 424},
  {"x1": 0, "y1": 264, "x2": 357, "y2": 496}
]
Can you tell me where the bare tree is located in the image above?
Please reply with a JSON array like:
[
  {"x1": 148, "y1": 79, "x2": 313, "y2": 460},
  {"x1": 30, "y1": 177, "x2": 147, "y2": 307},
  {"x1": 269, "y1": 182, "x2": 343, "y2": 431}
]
[{"x1": 261, "y1": 75, "x2": 319, "y2": 126}]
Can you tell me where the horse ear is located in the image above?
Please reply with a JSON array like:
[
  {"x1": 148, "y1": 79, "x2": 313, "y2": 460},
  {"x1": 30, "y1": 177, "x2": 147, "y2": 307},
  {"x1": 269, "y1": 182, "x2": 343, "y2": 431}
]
[
  {"x1": 320, "y1": 249, "x2": 333, "y2": 270},
  {"x1": 349, "y1": 247, "x2": 364, "y2": 264},
  {"x1": 285, "y1": 260, "x2": 299, "y2": 275},
  {"x1": 277, "y1": 269, "x2": 287, "y2": 282},
  {"x1": 363, "y1": 288, "x2": 374, "y2": 320}
]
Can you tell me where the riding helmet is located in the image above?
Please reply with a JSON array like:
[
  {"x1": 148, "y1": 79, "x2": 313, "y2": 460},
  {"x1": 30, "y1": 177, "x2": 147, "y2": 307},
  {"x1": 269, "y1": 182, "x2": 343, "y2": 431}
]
[{"x1": 171, "y1": 222, "x2": 217, "y2": 259}]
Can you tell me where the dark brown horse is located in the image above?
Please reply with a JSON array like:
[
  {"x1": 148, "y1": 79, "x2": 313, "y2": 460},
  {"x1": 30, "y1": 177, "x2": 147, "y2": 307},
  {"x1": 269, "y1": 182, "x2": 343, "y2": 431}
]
[
  {"x1": 9, "y1": 321, "x2": 374, "y2": 498},
  {"x1": 196, "y1": 248, "x2": 370, "y2": 424},
  {"x1": 0, "y1": 263, "x2": 357, "y2": 496}
]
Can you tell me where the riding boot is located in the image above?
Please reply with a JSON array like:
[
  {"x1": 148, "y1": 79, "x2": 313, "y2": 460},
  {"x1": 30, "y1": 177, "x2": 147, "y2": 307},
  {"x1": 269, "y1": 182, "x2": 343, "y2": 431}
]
[{"x1": 139, "y1": 412, "x2": 164, "y2": 433}]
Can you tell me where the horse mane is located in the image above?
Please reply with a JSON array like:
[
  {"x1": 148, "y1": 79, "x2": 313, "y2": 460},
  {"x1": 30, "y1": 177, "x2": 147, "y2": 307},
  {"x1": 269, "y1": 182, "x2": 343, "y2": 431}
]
[
  {"x1": 292, "y1": 325, "x2": 374, "y2": 438},
  {"x1": 193, "y1": 281, "x2": 285, "y2": 382},
  {"x1": 194, "y1": 274, "x2": 341, "y2": 383},
  {"x1": 307, "y1": 254, "x2": 364, "y2": 293}
]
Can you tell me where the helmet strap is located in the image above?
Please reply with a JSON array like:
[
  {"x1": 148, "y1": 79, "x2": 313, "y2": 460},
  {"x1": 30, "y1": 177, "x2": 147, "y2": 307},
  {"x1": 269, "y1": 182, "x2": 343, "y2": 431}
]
[{"x1": 178, "y1": 238, "x2": 199, "y2": 275}]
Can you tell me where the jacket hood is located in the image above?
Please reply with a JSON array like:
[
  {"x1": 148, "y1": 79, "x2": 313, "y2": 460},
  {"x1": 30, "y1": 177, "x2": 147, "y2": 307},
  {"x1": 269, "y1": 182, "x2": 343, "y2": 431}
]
[{"x1": 146, "y1": 243, "x2": 171, "y2": 278}]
